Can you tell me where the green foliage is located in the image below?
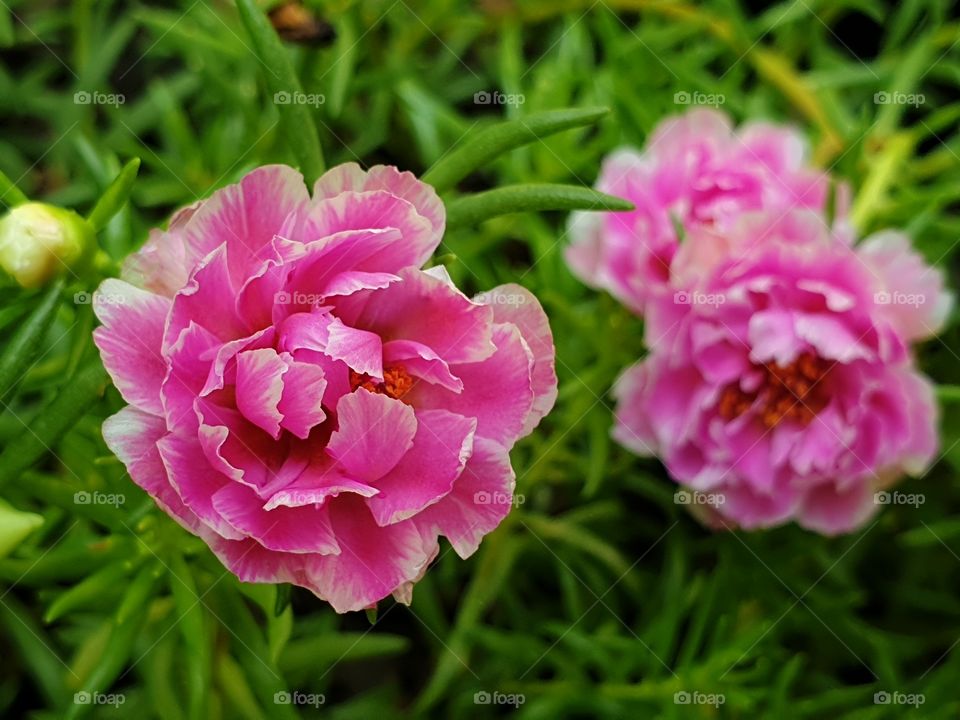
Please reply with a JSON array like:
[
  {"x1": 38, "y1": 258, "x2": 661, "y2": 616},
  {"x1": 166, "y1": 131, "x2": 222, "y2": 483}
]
[{"x1": 1, "y1": 1, "x2": 959, "y2": 719}]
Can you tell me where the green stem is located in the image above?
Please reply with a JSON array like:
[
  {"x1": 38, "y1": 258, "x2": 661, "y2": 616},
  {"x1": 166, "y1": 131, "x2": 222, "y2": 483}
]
[{"x1": 445, "y1": 184, "x2": 633, "y2": 230}]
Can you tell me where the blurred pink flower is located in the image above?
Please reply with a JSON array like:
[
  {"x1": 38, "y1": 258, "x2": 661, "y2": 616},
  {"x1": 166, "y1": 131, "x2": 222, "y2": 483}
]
[
  {"x1": 614, "y1": 210, "x2": 950, "y2": 534},
  {"x1": 566, "y1": 108, "x2": 843, "y2": 313},
  {"x1": 94, "y1": 164, "x2": 556, "y2": 612}
]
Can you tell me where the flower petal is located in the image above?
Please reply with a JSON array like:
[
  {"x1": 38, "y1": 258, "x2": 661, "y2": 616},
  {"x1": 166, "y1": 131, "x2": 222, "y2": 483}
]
[
  {"x1": 93, "y1": 279, "x2": 170, "y2": 416},
  {"x1": 366, "y1": 408, "x2": 476, "y2": 526},
  {"x1": 326, "y1": 390, "x2": 417, "y2": 483}
]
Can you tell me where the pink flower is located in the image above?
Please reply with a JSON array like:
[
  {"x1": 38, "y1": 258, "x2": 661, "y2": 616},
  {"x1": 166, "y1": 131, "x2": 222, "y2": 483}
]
[
  {"x1": 566, "y1": 108, "x2": 842, "y2": 313},
  {"x1": 613, "y1": 210, "x2": 950, "y2": 534},
  {"x1": 94, "y1": 164, "x2": 557, "y2": 612}
]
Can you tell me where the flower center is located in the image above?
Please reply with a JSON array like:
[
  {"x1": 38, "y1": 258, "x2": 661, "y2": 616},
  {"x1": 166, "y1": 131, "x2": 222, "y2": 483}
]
[
  {"x1": 718, "y1": 351, "x2": 831, "y2": 428},
  {"x1": 349, "y1": 366, "x2": 414, "y2": 400}
]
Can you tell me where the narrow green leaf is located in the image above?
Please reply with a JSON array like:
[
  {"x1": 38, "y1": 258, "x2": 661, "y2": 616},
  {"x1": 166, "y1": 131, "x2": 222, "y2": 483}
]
[
  {"x1": 217, "y1": 652, "x2": 268, "y2": 720},
  {"x1": 235, "y1": 0, "x2": 325, "y2": 183},
  {"x1": 274, "y1": 583, "x2": 291, "y2": 616},
  {"x1": 67, "y1": 564, "x2": 161, "y2": 719},
  {"x1": 0, "y1": 279, "x2": 64, "y2": 403},
  {"x1": 937, "y1": 385, "x2": 960, "y2": 403},
  {"x1": 86, "y1": 158, "x2": 140, "y2": 233},
  {"x1": 169, "y1": 553, "x2": 209, "y2": 720},
  {"x1": 445, "y1": 184, "x2": 633, "y2": 230},
  {"x1": 0, "y1": 5, "x2": 13, "y2": 48},
  {"x1": 0, "y1": 361, "x2": 109, "y2": 489},
  {"x1": 422, "y1": 107, "x2": 609, "y2": 191},
  {"x1": 0, "y1": 167, "x2": 29, "y2": 208},
  {"x1": 268, "y1": 606, "x2": 293, "y2": 665},
  {"x1": 327, "y1": 11, "x2": 357, "y2": 118},
  {"x1": 0, "y1": 594, "x2": 67, "y2": 707},
  {"x1": 45, "y1": 561, "x2": 131, "y2": 623}
]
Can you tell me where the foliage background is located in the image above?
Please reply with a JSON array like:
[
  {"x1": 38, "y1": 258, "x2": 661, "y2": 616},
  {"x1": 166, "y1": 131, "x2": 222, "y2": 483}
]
[{"x1": 1, "y1": 0, "x2": 960, "y2": 717}]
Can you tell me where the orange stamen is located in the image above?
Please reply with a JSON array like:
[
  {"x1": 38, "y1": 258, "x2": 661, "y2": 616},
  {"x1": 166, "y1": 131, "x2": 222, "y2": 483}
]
[
  {"x1": 349, "y1": 366, "x2": 414, "y2": 400},
  {"x1": 718, "y1": 352, "x2": 830, "y2": 428}
]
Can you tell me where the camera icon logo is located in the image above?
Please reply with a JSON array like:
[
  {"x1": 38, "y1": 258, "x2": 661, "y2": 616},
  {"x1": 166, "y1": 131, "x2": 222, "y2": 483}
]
[
  {"x1": 474, "y1": 691, "x2": 491, "y2": 704},
  {"x1": 274, "y1": 691, "x2": 292, "y2": 705},
  {"x1": 274, "y1": 91, "x2": 291, "y2": 105},
  {"x1": 473, "y1": 91, "x2": 491, "y2": 104},
  {"x1": 673, "y1": 91, "x2": 691, "y2": 104}
]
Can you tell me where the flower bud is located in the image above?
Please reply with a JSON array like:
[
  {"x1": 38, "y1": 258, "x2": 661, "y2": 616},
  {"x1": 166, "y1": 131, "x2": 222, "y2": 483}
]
[{"x1": 0, "y1": 202, "x2": 94, "y2": 288}]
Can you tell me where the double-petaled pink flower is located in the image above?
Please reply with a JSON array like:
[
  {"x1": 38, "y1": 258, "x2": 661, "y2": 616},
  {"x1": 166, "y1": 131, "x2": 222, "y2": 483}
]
[
  {"x1": 566, "y1": 108, "x2": 843, "y2": 314},
  {"x1": 570, "y1": 109, "x2": 951, "y2": 534},
  {"x1": 95, "y1": 163, "x2": 556, "y2": 612}
]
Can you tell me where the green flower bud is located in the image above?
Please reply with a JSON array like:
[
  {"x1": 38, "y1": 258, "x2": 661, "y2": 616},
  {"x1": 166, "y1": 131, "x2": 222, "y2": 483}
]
[
  {"x1": 0, "y1": 202, "x2": 94, "y2": 288},
  {"x1": 0, "y1": 500, "x2": 43, "y2": 558}
]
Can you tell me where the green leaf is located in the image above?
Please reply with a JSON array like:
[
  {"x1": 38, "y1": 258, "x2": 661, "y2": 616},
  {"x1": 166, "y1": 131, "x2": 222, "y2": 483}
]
[
  {"x1": 0, "y1": 279, "x2": 64, "y2": 403},
  {"x1": 169, "y1": 553, "x2": 209, "y2": 720},
  {"x1": 444, "y1": 184, "x2": 633, "y2": 230},
  {"x1": 44, "y1": 560, "x2": 132, "y2": 623},
  {"x1": 0, "y1": 167, "x2": 29, "y2": 208},
  {"x1": 274, "y1": 583, "x2": 291, "y2": 616},
  {"x1": 66, "y1": 563, "x2": 161, "y2": 720},
  {"x1": 422, "y1": 107, "x2": 609, "y2": 191},
  {"x1": 0, "y1": 594, "x2": 67, "y2": 707},
  {"x1": 234, "y1": 0, "x2": 325, "y2": 183},
  {"x1": 86, "y1": 158, "x2": 140, "y2": 233},
  {"x1": 0, "y1": 5, "x2": 13, "y2": 48},
  {"x1": 0, "y1": 361, "x2": 108, "y2": 489}
]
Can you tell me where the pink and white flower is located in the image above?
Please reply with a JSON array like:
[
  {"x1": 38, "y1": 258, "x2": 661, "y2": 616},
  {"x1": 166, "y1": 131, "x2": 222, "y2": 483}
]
[
  {"x1": 566, "y1": 108, "x2": 842, "y2": 313},
  {"x1": 614, "y1": 210, "x2": 950, "y2": 534},
  {"x1": 94, "y1": 163, "x2": 556, "y2": 612}
]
